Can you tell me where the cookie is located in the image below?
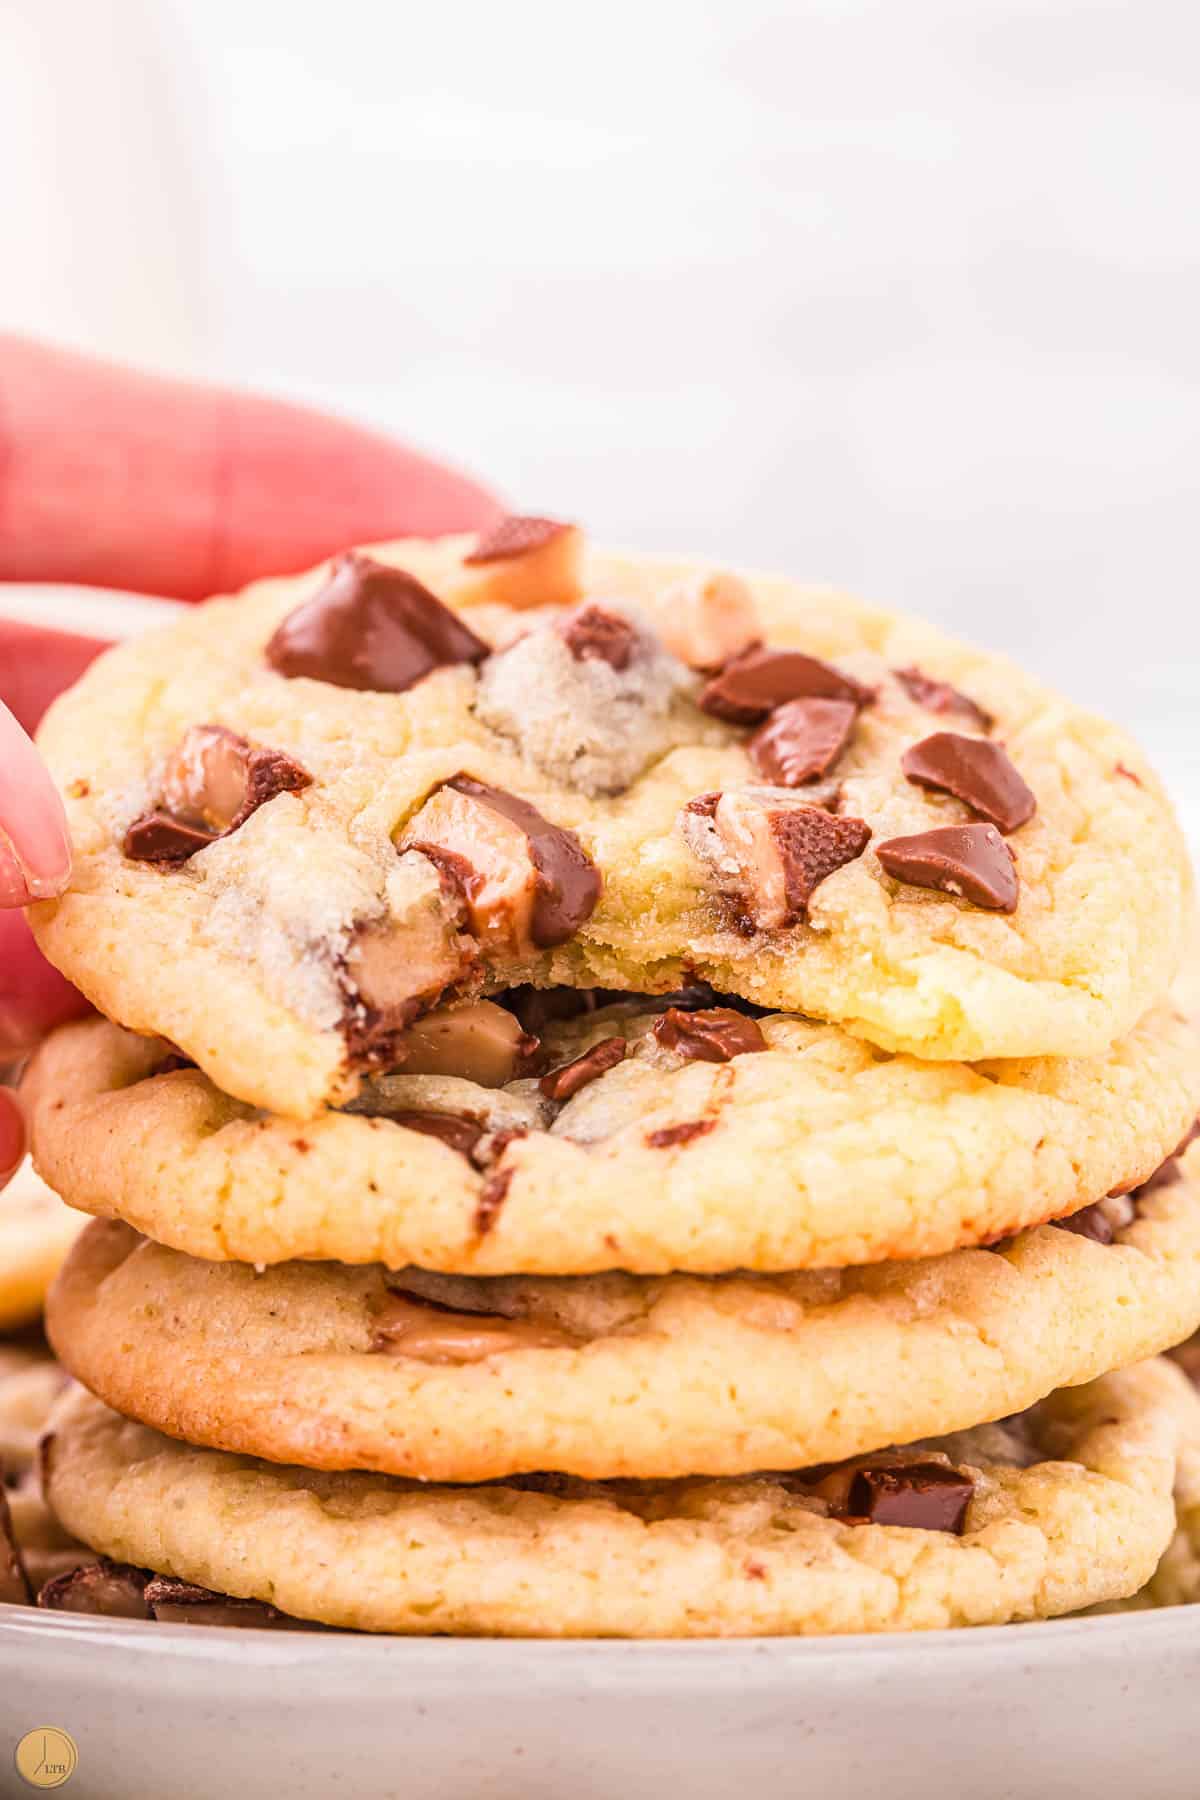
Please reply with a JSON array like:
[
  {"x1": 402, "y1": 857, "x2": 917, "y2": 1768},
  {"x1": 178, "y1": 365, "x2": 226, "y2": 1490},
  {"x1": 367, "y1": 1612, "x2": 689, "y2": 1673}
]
[
  {"x1": 0, "y1": 1159, "x2": 88, "y2": 1331},
  {"x1": 22, "y1": 998, "x2": 1200, "y2": 1274},
  {"x1": 40, "y1": 1362, "x2": 1194, "y2": 1635},
  {"x1": 1096, "y1": 1337, "x2": 1200, "y2": 1611},
  {"x1": 29, "y1": 530, "x2": 1190, "y2": 1116},
  {"x1": 46, "y1": 1150, "x2": 1200, "y2": 1482}
]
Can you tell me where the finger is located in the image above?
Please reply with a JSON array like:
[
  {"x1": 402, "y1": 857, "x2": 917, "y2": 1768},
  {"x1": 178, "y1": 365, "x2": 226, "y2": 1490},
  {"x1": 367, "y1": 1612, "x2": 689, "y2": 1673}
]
[
  {"x1": 0, "y1": 912, "x2": 90, "y2": 1059},
  {"x1": 0, "y1": 621, "x2": 112, "y2": 736},
  {"x1": 0, "y1": 1092, "x2": 23, "y2": 1187},
  {"x1": 0, "y1": 334, "x2": 503, "y2": 601},
  {"x1": 0, "y1": 704, "x2": 71, "y2": 904}
]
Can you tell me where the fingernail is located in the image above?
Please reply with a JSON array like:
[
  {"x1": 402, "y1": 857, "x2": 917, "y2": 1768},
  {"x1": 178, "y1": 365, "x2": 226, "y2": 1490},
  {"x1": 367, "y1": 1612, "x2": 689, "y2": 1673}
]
[
  {"x1": 0, "y1": 825, "x2": 70, "y2": 904},
  {"x1": 0, "y1": 839, "x2": 34, "y2": 907}
]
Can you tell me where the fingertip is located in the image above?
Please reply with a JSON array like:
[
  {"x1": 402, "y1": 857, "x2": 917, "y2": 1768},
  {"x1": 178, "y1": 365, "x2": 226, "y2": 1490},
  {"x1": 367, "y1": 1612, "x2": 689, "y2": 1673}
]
[{"x1": 0, "y1": 1090, "x2": 25, "y2": 1186}]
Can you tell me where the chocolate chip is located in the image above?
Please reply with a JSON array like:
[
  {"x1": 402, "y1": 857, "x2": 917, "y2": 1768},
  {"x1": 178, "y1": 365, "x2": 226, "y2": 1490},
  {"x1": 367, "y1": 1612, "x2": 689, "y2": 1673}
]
[
  {"x1": 265, "y1": 552, "x2": 489, "y2": 693},
  {"x1": 842, "y1": 1462, "x2": 974, "y2": 1533},
  {"x1": 38, "y1": 1559, "x2": 153, "y2": 1618},
  {"x1": 876, "y1": 824, "x2": 1018, "y2": 912},
  {"x1": 747, "y1": 697, "x2": 857, "y2": 787},
  {"x1": 894, "y1": 666, "x2": 993, "y2": 733},
  {"x1": 699, "y1": 647, "x2": 873, "y2": 724},
  {"x1": 1124, "y1": 1121, "x2": 1199, "y2": 1200},
  {"x1": 464, "y1": 516, "x2": 573, "y2": 564},
  {"x1": 0, "y1": 1488, "x2": 31, "y2": 1606},
  {"x1": 124, "y1": 727, "x2": 313, "y2": 866},
  {"x1": 444, "y1": 775, "x2": 601, "y2": 947},
  {"x1": 143, "y1": 1576, "x2": 302, "y2": 1628},
  {"x1": 1052, "y1": 1201, "x2": 1117, "y2": 1245},
  {"x1": 558, "y1": 603, "x2": 636, "y2": 671},
  {"x1": 652, "y1": 1006, "x2": 767, "y2": 1062},
  {"x1": 645, "y1": 1119, "x2": 716, "y2": 1148},
  {"x1": 539, "y1": 1036, "x2": 627, "y2": 1101},
  {"x1": 771, "y1": 806, "x2": 872, "y2": 916},
  {"x1": 391, "y1": 1112, "x2": 485, "y2": 1159},
  {"x1": 901, "y1": 733, "x2": 1035, "y2": 834},
  {"x1": 122, "y1": 810, "x2": 218, "y2": 863}
]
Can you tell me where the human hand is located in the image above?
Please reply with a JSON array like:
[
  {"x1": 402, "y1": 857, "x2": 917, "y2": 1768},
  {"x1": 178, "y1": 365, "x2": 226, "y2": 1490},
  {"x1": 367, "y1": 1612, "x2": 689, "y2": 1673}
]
[{"x1": 0, "y1": 334, "x2": 500, "y2": 1184}]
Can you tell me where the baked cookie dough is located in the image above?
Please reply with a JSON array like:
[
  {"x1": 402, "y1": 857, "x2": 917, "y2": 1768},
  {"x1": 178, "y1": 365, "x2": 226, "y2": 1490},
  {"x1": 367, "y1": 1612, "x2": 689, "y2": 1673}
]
[
  {"x1": 41, "y1": 1362, "x2": 1195, "y2": 1635},
  {"x1": 47, "y1": 1153, "x2": 1200, "y2": 1482},
  {"x1": 1098, "y1": 1337, "x2": 1200, "y2": 1611},
  {"x1": 29, "y1": 529, "x2": 1191, "y2": 1116},
  {"x1": 0, "y1": 1160, "x2": 88, "y2": 1331},
  {"x1": 22, "y1": 998, "x2": 1200, "y2": 1275}
]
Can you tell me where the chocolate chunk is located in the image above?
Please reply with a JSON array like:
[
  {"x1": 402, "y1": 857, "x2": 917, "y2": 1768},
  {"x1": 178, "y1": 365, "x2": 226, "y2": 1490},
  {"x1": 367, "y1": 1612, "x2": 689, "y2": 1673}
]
[
  {"x1": 842, "y1": 1462, "x2": 974, "y2": 1533},
  {"x1": 0, "y1": 1488, "x2": 31, "y2": 1606},
  {"x1": 876, "y1": 824, "x2": 1018, "y2": 913},
  {"x1": 1122, "y1": 1122, "x2": 1200, "y2": 1200},
  {"x1": 645, "y1": 1119, "x2": 716, "y2": 1148},
  {"x1": 771, "y1": 805, "x2": 872, "y2": 916},
  {"x1": 699, "y1": 647, "x2": 873, "y2": 724},
  {"x1": 122, "y1": 810, "x2": 218, "y2": 864},
  {"x1": 38, "y1": 1559, "x2": 153, "y2": 1618},
  {"x1": 444, "y1": 776, "x2": 601, "y2": 947},
  {"x1": 748, "y1": 697, "x2": 857, "y2": 787},
  {"x1": 143, "y1": 1576, "x2": 302, "y2": 1628},
  {"x1": 265, "y1": 552, "x2": 488, "y2": 693},
  {"x1": 901, "y1": 733, "x2": 1035, "y2": 834},
  {"x1": 1052, "y1": 1201, "x2": 1118, "y2": 1245},
  {"x1": 558, "y1": 603, "x2": 636, "y2": 671},
  {"x1": 125, "y1": 726, "x2": 312, "y2": 866},
  {"x1": 391, "y1": 1112, "x2": 485, "y2": 1159},
  {"x1": 653, "y1": 1006, "x2": 767, "y2": 1062},
  {"x1": 895, "y1": 666, "x2": 993, "y2": 732},
  {"x1": 464, "y1": 516, "x2": 573, "y2": 564},
  {"x1": 540, "y1": 1035, "x2": 627, "y2": 1101}
]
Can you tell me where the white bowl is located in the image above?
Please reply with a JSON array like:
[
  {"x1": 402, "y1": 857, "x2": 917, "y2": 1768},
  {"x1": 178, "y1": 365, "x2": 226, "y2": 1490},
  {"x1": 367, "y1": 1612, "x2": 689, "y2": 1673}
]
[{"x1": 1, "y1": 1603, "x2": 1195, "y2": 1800}]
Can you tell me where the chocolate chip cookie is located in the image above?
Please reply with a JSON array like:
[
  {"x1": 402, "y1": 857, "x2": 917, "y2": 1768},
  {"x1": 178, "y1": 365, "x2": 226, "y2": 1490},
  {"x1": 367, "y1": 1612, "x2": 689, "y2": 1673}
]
[
  {"x1": 45, "y1": 1145, "x2": 1200, "y2": 1482},
  {"x1": 39, "y1": 1361, "x2": 1195, "y2": 1635},
  {"x1": 23, "y1": 993, "x2": 1200, "y2": 1273},
  {"x1": 0, "y1": 1160, "x2": 87, "y2": 1332},
  {"x1": 28, "y1": 528, "x2": 1191, "y2": 1116}
]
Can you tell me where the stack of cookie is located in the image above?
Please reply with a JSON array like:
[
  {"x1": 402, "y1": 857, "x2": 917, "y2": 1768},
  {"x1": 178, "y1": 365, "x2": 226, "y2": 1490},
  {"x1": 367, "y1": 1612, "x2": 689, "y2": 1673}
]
[{"x1": 11, "y1": 519, "x2": 1200, "y2": 1634}]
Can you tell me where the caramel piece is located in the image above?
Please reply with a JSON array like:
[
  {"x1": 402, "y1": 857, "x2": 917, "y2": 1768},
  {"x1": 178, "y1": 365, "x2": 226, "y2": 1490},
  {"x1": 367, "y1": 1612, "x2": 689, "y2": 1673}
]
[
  {"x1": 371, "y1": 1292, "x2": 579, "y2": 1362},
  {"x1": 124, "y1": 725, "x2": 311, "y2": 865},
  {"x1": 457, "y1": 516, "x2": 584, "y2": 610},
  {"x1": 686, "y1": 790, "x2": 871, "y2": 929},
  {"x1": 341, "y1": 901, "x2": 471, "y2": 1070},
  {"x1": 655, "y1": 571, "x2": 761, "y2": 672},
  {"x1": 394, "y1": 1000, "x2": 537, "y2": 1088},
  {"x1": 402, "y1": 775, "x2": 600, "y2": 954}
]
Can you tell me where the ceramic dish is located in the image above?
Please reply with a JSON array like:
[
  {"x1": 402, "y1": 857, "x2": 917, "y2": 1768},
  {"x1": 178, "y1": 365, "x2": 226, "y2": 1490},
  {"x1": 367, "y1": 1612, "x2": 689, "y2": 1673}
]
[{"x1": 2, "y1": 1603, "x2": 1197, "y2": 1799}]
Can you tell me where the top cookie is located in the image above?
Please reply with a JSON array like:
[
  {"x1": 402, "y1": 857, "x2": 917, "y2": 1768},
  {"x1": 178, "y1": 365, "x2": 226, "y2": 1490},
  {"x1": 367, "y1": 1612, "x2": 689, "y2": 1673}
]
[{"x1": 30, "y1": 521, "x2": 1191, "y2": 1116}]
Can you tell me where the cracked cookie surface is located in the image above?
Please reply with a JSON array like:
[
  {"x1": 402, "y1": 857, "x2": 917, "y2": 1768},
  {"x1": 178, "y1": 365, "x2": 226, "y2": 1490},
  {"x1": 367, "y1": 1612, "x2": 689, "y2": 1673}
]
[
  {"x1": 28, "y1": 534, "x2": 1191, "y2": 1116},
  {"x1": 41, "y1": 1362, "x2": 1194, "y2": 1635},
  {"x1": 45, "y1": 1154, "x2": 1200, "y2": 1481},
  {"x1": 22, "y1": 997, "x2": 1200, "y2": 1274}
]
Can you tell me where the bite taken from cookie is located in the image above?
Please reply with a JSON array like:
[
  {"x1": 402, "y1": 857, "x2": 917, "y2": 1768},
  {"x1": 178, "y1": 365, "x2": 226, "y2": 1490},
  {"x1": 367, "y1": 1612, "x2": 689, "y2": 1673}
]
[{"x1": 27, "y1": 524, "x2": 1191, "y2": 1116}]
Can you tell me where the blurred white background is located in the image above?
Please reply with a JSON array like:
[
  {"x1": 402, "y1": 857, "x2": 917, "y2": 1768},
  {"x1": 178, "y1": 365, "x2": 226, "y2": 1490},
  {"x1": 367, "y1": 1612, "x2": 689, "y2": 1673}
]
[{"x1": 3, "y1": 0, "x2": 1197, "y2": 802}]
